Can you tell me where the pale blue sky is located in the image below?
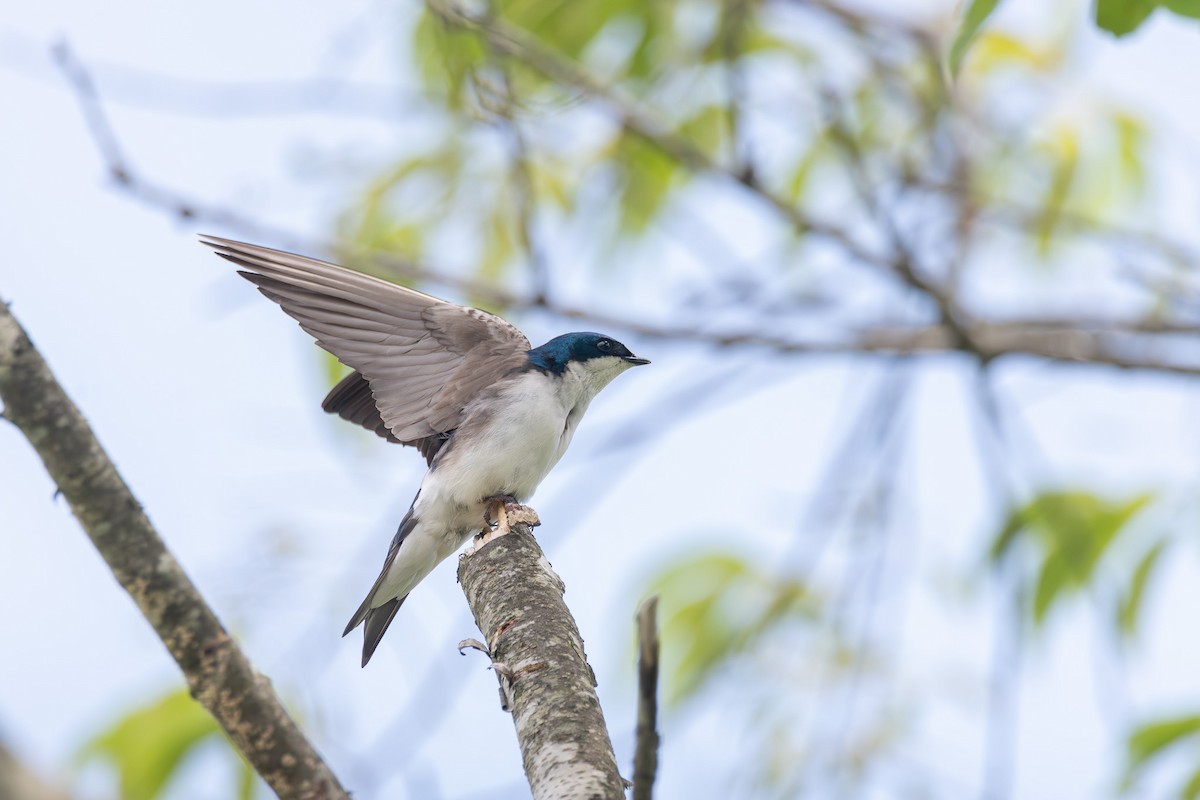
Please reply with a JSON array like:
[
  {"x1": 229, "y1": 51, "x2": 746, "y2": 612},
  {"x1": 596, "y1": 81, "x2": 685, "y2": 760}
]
[{"x1": 3, "y1": 2, "x2": 1200, "y2": 799}]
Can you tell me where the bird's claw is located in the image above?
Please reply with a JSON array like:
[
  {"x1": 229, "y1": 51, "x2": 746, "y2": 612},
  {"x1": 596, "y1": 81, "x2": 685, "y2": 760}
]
[
  {"x1": 482, "y1": 496, "x2": 540, "y2": 536},
  {"x1": 482, "y1": 495, "x2": 515, "y2": 528},
  {"x1": 470, "y1": 497, "x2": 541, "y2": 552}
]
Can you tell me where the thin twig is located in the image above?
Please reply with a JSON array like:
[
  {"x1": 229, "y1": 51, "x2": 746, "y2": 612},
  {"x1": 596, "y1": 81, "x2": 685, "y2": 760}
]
[
  {"x1": 720, "y1": 0, "x2": 754, "y2": 178},
  {"x1": 491, "y1": 60, "x2": 552, "y2": 302},
  {"x1": 51, "y1": 40, "x2": 129, "y2": 183},
  {"x1": 632, "y1": 596, "x2": 661, "y2": 800},
  {"x1": 819, "y1": 88, "x2": 983, "y2": 358}
]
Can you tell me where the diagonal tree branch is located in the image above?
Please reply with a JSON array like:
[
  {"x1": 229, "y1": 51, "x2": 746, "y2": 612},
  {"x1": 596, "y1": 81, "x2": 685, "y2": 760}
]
[
  {"x1": 457, "y1": 526, "x2": 625, "y2": 799},
  {"x1": 0, "y1": 301, "x2": 350, "y2": 800},
  {"x1": 0, "y1": 740, "x2": 70, "y2": 800}
]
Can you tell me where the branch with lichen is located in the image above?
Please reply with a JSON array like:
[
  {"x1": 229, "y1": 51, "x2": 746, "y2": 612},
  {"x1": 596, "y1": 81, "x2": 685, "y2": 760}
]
[
  {"x1": 0, "y1": 301, "x2": 350, "y2": 800},
  {"x1": 457, "y1": 525, "x2": 626, "y2": 800}
]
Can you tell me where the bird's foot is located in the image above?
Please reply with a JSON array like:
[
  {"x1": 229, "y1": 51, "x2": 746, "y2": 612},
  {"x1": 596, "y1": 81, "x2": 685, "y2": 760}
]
[
  {"x1": 482, "y1": 494, "x2": 516, "y2": 531},
  {"x1": 481, "y1": 495, "x2": 541, "y2": 540}
]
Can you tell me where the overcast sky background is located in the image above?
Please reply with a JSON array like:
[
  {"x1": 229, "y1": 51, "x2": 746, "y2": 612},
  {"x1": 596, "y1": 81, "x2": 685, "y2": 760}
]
[{"x1": 4, "y1": 1, "x2": 1200, "y2": 798}]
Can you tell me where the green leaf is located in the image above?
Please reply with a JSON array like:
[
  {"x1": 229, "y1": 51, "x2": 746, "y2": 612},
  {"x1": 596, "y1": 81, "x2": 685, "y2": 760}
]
[
  {"x1": 1117, "y1": 540, "x2": 1167, "y2": 637},
  {"x1": 989, "y1": 490, "x2": 1153, "y2": 628},
  {"x1": 613, "y1": 132, "x2": 679, "y2": 234},
  {"x1": 413, "y1": 12, "x2": 490, "y2": 108},
  {"x1": 647, "y1": 550, "x2": 816, "y2": 704},
  {"x1": 968, "y1": 32, "x2": 1047, "y2": 73},
  {"x1": 77, "y1": 689, "x2": 224, "y2": 800},
  {"x1": 1094, "y1": 0, "x2": 1158, "y2": 36},
  {"x1": 478, "y1": 200, "x2": 517, "y2": 281},
  {"x1": 1165, "y1": 0, "x2": 1200, "y2": 17},
  {"x1": 948, "y1": 0, "x2": 1003, "y2": 76},
  {"x1": 785, "y1": 132, "x2": 828, "y2": 203},
  {"x1": 1183, "y1": 765, "x2": 1200, "y2": 800},
  {"x1": 678, "y1": 105, "x2": 729, "y2": 158},
  {"x1": 1035, "y1": 127, "x2": 1079, "y2": 256},
  {"x1": 1112, "y1": 111, "x2": 1147, "y2": 195},
  {"x1": 1125, "y1": 715, "x2": 1200, "y2": 786},
  {"x1": 991, "y1": 491, "x2": 1152, "y2": 571},
  {"x1": 988, "y1": 503, "x2": 1026, "y2": 562},
  {"x1": 508, "y1": 0, "x2": 667, "y2": 76},
  {"x1": 1032, "y1": 553, "x2": 1071, "y2": 624}
]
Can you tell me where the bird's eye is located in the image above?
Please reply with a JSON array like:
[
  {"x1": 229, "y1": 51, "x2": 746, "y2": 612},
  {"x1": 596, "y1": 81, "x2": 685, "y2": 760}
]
[{"x1": 597, "y1": 339, "x2": 612, "y2": 352}]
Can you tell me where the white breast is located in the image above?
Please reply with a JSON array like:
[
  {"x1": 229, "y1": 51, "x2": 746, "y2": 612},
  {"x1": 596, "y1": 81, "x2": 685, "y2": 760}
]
[
  {"x1": 466, "y1": 371, "x2": 579, "y2": 498},
  {"x1": 374, "y1": 356, "x2": 638, "y2": 606},
  {"x1": 411, "y1": 372, "x2": 573, "y2": 534}
]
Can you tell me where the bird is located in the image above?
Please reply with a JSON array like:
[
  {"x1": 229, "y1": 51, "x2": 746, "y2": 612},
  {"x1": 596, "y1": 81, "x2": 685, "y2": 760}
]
[{"x1": 201, "y1": 236, "x2": 649, "y2": 666}]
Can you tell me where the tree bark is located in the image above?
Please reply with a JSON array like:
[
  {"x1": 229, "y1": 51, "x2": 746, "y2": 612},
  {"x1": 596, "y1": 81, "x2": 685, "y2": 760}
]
[
  {"x1": 458, "y1": 526, "x2": 625, "y2": 800},
  {"x1": 0, "y1": 301, "x2": 349, "y2": 800}
]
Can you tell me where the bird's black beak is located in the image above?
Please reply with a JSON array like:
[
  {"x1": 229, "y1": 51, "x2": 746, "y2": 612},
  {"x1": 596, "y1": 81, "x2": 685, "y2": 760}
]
[{"x1": 623, "y1": 355, "x2": 651, "y2": 366}]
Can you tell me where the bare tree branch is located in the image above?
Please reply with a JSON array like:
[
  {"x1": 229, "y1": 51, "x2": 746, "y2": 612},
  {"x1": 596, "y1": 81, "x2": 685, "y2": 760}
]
[
  {"x1": 423, "y1": 0, "x2": 893, "y2": 276},
  {"x1": 52, "y1": 33, "x2": 1200, "y2": 378},
  {"x1": 4, "y1": 32, "x2": 426, "y2": 121},
  {"x1": 632, "y1": 596, "x2": 661, "y2": 800},
  {"x1": 457, "y1": 526, "x2": 625, "y2": 800},
  {"x1": 0, "y1": 740, "x2": 70, "y2": 800},
  {"x1": 414, "y1": 0, "x2": 1200, "y2": 377},
  {"x1": 0, "y1": 301, "x2": 350, "y2": 800}
]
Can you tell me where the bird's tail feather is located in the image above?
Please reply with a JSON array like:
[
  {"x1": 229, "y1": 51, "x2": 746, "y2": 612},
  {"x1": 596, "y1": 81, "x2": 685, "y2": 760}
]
[
  {"x1": 359, "y1": 595, "x2": 407, "y2": 667},
  {"x1": 343, "y1": 587, "x2": 376, "y2": 638},
  {"x1": 342, "y1": 506, "x2": 420, "y2": 666}
]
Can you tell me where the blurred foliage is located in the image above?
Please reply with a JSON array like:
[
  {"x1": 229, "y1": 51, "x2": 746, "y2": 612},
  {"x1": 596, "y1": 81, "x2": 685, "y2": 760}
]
[
  {"x1": 77, "y1": 688, "x2": 256, "y2": 800},
  {"x1": 646, "y1": 550, "x2": 818, "y2": 705},
  {"x1": 988, "y1": 490, "x2": 1158, "y2": 632},
  {"x1": 1123, "y1": 714, "x2": 1200, "y2": 797},
  {"x1": 642, "y1": 548, "x2": 909, "y2": 797},
  {"x1": 317, "y1": 0, "x2": 1197, "y2": 796},
  {"x1": 952, "y1": 0, "x2": 1200, "y2": 57},
  {"x1": 949, "y1": 0, "x2": 1002, "y2": 75},
  {"x1": 334, "y1": 0, "x2": 1157, "y2": 299},
  {"x1": 1095, "y1": 0, "x2": 1200, "y2": 35}
]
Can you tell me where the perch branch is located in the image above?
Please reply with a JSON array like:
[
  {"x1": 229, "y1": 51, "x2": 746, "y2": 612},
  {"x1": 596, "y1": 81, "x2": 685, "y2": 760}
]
[{"x1": 457, "y1": 525, "x2": 625, "y2": 800}]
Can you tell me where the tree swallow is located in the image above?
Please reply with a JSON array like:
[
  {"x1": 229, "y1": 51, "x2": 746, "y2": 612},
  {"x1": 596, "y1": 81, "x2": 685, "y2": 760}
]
[{"x1": 202, "y1": 237, "x2": 649, "y2": 666}]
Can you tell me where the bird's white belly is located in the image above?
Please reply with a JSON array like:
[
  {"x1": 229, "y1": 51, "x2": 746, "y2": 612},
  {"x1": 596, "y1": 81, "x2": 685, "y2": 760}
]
[
  {"x1": 373, "y1": 387, "x2": 573, "y2": 604},
  {"x1": 372, "y1": 366, "x2": 610, "y2": 606},
  {"x1": 417, "y1": 373, "x2": 575, "y2": 540}
]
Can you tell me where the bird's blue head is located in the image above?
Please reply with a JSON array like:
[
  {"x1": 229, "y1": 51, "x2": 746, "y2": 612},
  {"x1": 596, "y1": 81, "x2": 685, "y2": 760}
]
[{"x1": 526, "y1": 332, "x2": 649, "y2": 376}]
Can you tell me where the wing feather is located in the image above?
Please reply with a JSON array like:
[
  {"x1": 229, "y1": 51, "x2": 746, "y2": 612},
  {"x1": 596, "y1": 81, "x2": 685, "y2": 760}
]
[
  {"x1": 323, "y1": 371, "x2": 400, "y2": 444},
  {"x1": 203, "y1": 236, "x2": 531, "y2": 447}
]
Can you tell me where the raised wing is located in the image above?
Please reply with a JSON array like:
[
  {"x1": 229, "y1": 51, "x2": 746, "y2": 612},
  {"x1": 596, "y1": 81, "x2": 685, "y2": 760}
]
[
  {"x1": 202, "y1": 236, "x2": 531, "y2": 451},
  {"x1": 321, "y1": 370, "x2": 399, "y2": 443},
  {"x1": 321, "y1": 370, "x2": 450, "y2": 464}
]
